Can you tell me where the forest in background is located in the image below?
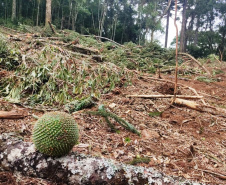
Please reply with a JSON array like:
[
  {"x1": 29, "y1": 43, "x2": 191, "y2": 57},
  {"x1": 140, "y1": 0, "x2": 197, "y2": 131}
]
[{"x1": 0, "y1": 0, "x2": 225, "y2": 60}]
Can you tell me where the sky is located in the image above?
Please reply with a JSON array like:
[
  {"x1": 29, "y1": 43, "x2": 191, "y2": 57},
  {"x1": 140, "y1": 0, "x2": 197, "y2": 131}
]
[{"x1": 155, "y1": 10, "x2": 182, "y2": 48}]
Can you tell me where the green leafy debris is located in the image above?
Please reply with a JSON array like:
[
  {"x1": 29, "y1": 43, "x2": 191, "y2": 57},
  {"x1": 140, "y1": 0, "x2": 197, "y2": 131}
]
[
  {"x1": 87, "y1": 105, "x2": 140, "y2": 136},
  {"x1": 64, "y1": 96, "x2": 97, "y2": 113},
  {"x1": 149, "y1": 111, "x2": 162, "y2": 117}
]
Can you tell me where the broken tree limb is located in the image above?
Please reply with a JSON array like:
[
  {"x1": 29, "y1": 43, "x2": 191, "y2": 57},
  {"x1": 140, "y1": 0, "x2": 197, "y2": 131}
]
[
  {"x1": 179, "y1": 52, "x2": 211, "y2": 76},
  {"x1": 67, "y1": 44, "x2": 99, "y2": 55},
  {"x1": 174, "y1": 98, "x2": 226, "y2": 117},
  {"x1": 48, "y1": 21, "x2": 56, "y2": 34},
  {"x1": 0, "y1": 111, "x2": 25, "y2": 119},
  {"x1": 0, "y1": 133, "x2": 201, "y2": 185},
  {"x1": 83, "y1": 35, "x2": 124, "y2": 48},
  {"x1": 127, "y1": 94, "x2": 203, "y2": 99}
]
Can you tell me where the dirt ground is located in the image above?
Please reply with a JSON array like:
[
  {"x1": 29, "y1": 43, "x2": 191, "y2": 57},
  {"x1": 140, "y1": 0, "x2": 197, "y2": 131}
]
[{"x1": 1, "y1": 63, "x2": 226, "y2": 185}]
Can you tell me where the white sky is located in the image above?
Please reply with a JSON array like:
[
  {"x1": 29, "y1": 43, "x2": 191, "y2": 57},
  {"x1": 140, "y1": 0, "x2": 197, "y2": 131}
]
[{"x1": 155, "y1": 11, "x2": 182, "y2": 48}]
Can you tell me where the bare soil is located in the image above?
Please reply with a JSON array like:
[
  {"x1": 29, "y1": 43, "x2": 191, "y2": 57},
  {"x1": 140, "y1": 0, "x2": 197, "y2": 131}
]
[{"x1": 1, "y1": 65, "x2": 226, "y2": 185}]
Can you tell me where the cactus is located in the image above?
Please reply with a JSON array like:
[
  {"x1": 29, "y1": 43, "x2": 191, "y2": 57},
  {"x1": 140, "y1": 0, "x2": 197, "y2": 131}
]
[{"x1": 32, "y1": 111, "x2": 79, "y2": 157}]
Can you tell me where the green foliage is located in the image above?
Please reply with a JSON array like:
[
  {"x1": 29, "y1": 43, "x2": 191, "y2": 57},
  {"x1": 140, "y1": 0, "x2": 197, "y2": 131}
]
[
  {"x1": 0, "y1": 40, "x2": 21, "y2": 70},
  {"x1": 64, "y1": 96, "x2": 97, "y2": 113},
  {"x1": 195, "y1": 76, "x2": 217, "y2": 83},
  {"x1": 32, "y1": 111, "x2": 79, "y2": 157},
  {"x1": 212, "y1": 69, "x2": 224, "y2": 75},
  {"x1": 104, "y1": 41, "x2": 175, "y2": 73},
  {"x1": 87, "y1": 105, "x2": 140, "y2": 136},
  {"x1": 0, "y1": 40, "x2": 8, "y2": 55},
  {"x1": 149, "y1": 111, "x2": 162, "y2": 117},
  {"x1": 124, "y1": 137, "x2": 131, "y2": 143},
  {"x1": 0, "y1": 41, "x2": 131, "y2": 106}
]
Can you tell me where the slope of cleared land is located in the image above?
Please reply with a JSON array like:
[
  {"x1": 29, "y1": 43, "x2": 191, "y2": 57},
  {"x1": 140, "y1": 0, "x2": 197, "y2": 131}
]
[{"x1": 0, "y1": 26, "x2": 225, "y2": 184}]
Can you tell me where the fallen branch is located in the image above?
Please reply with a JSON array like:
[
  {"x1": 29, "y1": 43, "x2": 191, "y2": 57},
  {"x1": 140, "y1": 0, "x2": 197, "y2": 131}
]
[
  {"x1": 48, "y1": 21, "x2": 56, "y2": 34},
  {"x1": 67, "y1": 44, "x2": 99, "y2": 55},
  {"x1": 83, "y1": 35, "x2": 124, "y2": 47},
  {"x1": 87, "y1": 105, "x2": 140, "y2": 136},
  {"x1": 0, "y1": 110, "x2": 25, "y2": 119},
  {"x1": 140, "y1": 75, "x2": 207, "y2": 105},
  {"x1": 174, "y1": 98, "x2": 226, "y2": 117},
  {"x1": 0, "y1": 133, "x2": 199, "y2": 185},
  {"x1": 127, "y1": 94, "x2": 203, "y2": 99},
  {"x1": 179, "y1": 52, "x2": 211, "y2": 76},
  {"x1": 197, "y1": 169, "x2": 226, "y2": 180}
]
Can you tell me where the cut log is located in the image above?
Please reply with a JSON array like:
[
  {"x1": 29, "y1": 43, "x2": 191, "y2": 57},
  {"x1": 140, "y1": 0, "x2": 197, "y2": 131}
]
[
  {"x1": 67, "y1": 44, "x2": 99, "y2": 55},
  {"x1": 127, "y1": 94, "x2": 203, "y2": 99},
  {"x1": 0, "y1": 133, "x2": 200, "y2": 185},
  {"x1": 0, "y1": 111, "x2": 25, "y2": 119},
  {"x1": 174, "y1": 98, "x2": 226, "y2": 117}
]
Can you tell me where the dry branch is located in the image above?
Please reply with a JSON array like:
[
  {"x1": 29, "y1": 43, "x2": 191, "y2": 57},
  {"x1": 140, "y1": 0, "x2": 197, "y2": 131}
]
[
  {"x1": 127, "y1": 94, "x2": 203, "y2": 99},
  {"x1": 67, "y1": 44, "x2": 99, "y2": 55},
  {"x1": 83, "y1": 35, "x2": 124, "y2": 47},
  {"x1": 174, "y1": 98, "x2": 226, "y2": 117},
  {"x1": 179, "y1": 52, "x2": 211, "y2": 76},
  {"x1": 0, "y1": 133, "x2": 200, "y2": 185},
  {"x1": 48, "y1": 21, "x2": 56, "y2": 34},
  {"x1": 0, "y1": 111, "x2": 25, "y2": 119},
  {"x1": 197, "y1": 169, "x2": 226, "y2": 180}
]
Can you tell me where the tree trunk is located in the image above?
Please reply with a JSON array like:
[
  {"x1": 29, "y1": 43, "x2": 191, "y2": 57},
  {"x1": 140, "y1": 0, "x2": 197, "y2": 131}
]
[
  {"x1": 98, "y1": 1, "x2": 107, "y2": 38},
  {"x1": 61, "y1": 4, "x2": 64, "y2": 30},
  {"x1": 45, "y1": 0, "x2": 52, "y2": 26},
  {"x1": 165, "y1": 8, "x2": 170, "y2": 48},
  {"x1": 36, "y1": 0, "x2": 40, "y2": 26},
  {"x1": 151, "y1": 30, "x2": 154, "y2": 43},
  {"x1": 0, "y1": 133, "x2": 200, "y2": 185},
  {"x1": 194, "y1": 16, "x2": 200, "y2": 46},
  {"x1": 18, "y1": 0, "x2": 22, "y2": 20},
  {"x1": 179, "y1": 0, "x2": 187, "y2": 52},
  {"x1": 11, "y1": 0, "x2": 16, "y2": 21},
  {"x1": 68, "y1": 0, "x2": 72, "y2": 29}
]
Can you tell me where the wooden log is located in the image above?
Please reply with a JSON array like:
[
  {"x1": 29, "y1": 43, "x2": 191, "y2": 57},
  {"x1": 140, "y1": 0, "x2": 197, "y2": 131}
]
[
  {"x1": 174, "y1": 98, "x2": 226, "y2": 117},
  {"x1": 127, "y1": 94, "x2": 203, "y2": 99},
  {"x1": 0, "y1": 133, "x2": 200, "y2": 185},
  {"x1": 67, "y1": 44, "x2": 99, "y2": 55},
  {"x1": 0, "y1": 111, "x2": 24, "y2": 119}
]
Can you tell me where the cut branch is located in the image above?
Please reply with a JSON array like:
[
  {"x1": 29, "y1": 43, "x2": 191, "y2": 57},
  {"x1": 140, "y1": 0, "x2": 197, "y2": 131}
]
[
  {"x1": 66, "y1": 44, "x2": 99, "y2": 55},
  {"x1": 174, "y1": 98, "x2": 226, "y2": 117},
  {"x1": 0, "y1": 111, "x2": 25, "y2": 119},
  {"x1": 127, "y1": 95, "x2": 203, "y2": 99},
  {"x1": 179, "y1": 52, "x2": 211, "y2": 76},
  {"x1": 0, "y1": 133, "x2": 199, "y2": 185},
  {"x1": 48, "y1": 21, "x2": 56, "y2": 34},
  {"x1": 83, "y1": 35, "x2": 124, "y2": 47}
]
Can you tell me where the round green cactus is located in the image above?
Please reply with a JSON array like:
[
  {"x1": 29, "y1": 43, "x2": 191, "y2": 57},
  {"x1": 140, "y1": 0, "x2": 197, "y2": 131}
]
[{"x1": 32, "y1": 111, "x2": 79, "y2": 157}]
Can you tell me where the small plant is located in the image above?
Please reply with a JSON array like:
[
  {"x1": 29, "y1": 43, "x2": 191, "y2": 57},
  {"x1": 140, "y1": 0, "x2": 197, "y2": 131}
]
[
  {"x1": 149, "y1": 111, "x2": 162, "y2": 117},
  {"x1": 196, "y1": 76, "x2": 216, "y2": 83},
  {"x1": 124, "y1": 137, "x2": 131, "y2": 143},
  {"x1": 87, "y1": 105, "x2": 140, "y2": 136}
]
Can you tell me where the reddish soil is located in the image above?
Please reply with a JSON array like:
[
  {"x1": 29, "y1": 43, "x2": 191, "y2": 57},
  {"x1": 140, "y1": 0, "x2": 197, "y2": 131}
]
[{"x1": 1, "y1": 63, "x2": 226, "y2": 185}]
